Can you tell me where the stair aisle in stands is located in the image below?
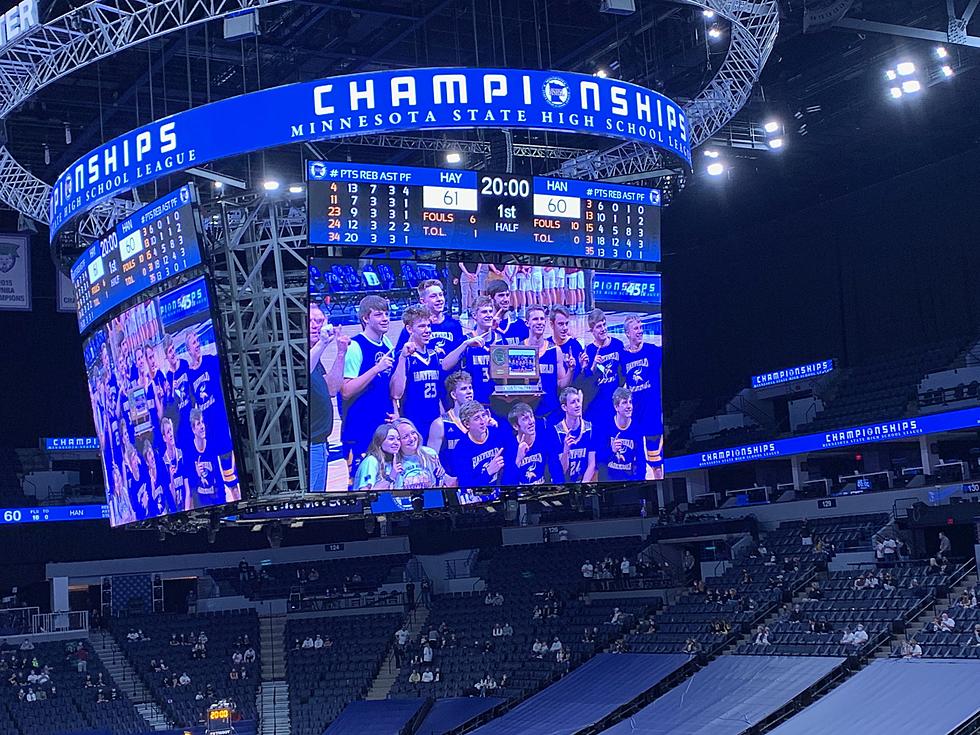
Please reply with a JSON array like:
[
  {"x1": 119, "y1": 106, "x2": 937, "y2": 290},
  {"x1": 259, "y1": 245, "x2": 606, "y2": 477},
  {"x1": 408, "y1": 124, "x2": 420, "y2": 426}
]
[
  {"x1": 259, "y1": 613, "x2": 290, "y2": 735},
  {"x1": 367, "y1": 604, "x2": 429, "y2": 701},
  {"x1": 90, "y1": 628, "x2": 171, "y2": 731}
]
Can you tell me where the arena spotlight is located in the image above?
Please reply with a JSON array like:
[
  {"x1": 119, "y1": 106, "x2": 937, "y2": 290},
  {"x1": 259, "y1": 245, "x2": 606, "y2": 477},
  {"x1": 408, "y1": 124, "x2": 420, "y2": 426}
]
[
  {"x1": 288, "y1": 184, "x2": 304, "y2": 194},
  {"x1": 889, "y1": 86, "x2": 903, "y2": 99},
  {"x1": 935, "y1": 46, "x2": 949, "y2": 59},
  {"x1": 262, "y1": 179, "x2": 281, "y2": 191},
  {"x1": 707, "y1": 25, "x2": 723, "y2": 39},
  {"x1": 941, "y1": 64, "x2": 955, "y2": 78},
  {"x1": 213, "y1": 181, "x2": 223, "y2": 190},
  {"x1": 896, "y1": 61, "x2": 916, "y2": 76},
  {"x1": 445, "y1": 151, "x2": 462, "y2": 164},
  {"x1": 901, "y1": 79, "x2": 922, "y2": 94},
  {"x1": 702, "y1": 9, "x2": 715, "y2": 18},
  {"x1": 706, "y1": 161, "x2": 725, "y2": 176},
  {"x1": 763, "y1": 120, "x2": 780, "y2": 133},
  {"x1": 594, "y1": 68, "x2": 609, "y2": 78},
  {"x1": 884, "y1": 69, "x2": 898, "y2": 81},
  {"x1": 767, "y1": 137, "x2": 784, "y2": 149},
  {"x1": 703, "y1": 148, "x2": 720, "y2": 159}
]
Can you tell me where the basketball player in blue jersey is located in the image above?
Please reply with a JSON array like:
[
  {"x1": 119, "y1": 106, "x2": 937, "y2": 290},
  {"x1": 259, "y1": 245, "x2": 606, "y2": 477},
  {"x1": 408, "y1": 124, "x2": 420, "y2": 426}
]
[
  {"x1": 124, "y1": 444, "x2": 152, "y2": 521},
  {"x1": 598, "y1": 388, "x2": 647, "y2": 481},
  {"x1": 161, "y1": 416, "x2": 190, "y2": 512},
  {"x1": 428, "y1": 371, "x2": 497, "y2": 483},
  {"x1": 550, "y1": 387, "x2": 596, "y2": 484},
  {"x1": 167, "y1": 334, "x2": 191, "y2": 433},
  {"x1": 522, "y1": 305, "x2": 570, "y2": 423},
  {"x1": 583, "y1": 309, "x2": 624, "y2": 422},
  {"x1": 184, "y1": 329, "x2": 239, "y2": 497},
  {"x1": 395, "y1": 279, "x2": 464, "y2": 358},
  {"x1": 341, "y1": 295, "x2": 395, "y2": 470},
  {"x1": 486, "y1": 280, "x2": 528, "y2": 344},
  {"x1": 621, "y1": 315, "x2": 665, "y2": 477},
  {"x1": 390, "y1": 305, "x2": 444, "y2": 446},
  {"x1": 185, "y1": 408, "x2": 233, "y2": 507},
  {"x1": 452, "y1": 400, "x2": 510, "y2": 498},
  {"x1": 548, "y1": 305, "x2": 586, "y2": 387},
  {"x1": 440, "y1": 296, "x2": 500, "y2": 406},
  {"x1": 145, "y1": 341, "x2": 169, "y2": 418},
  {"x1": 505, "y1": 402, "x2": 549, "y2": 487},
  {"x1": 143, "y1": 439, "x2": 175, "y2": 516}
]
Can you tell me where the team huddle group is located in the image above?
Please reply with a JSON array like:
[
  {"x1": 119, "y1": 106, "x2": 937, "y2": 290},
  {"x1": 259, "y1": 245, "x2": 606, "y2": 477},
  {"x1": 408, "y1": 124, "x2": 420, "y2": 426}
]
[
  {"x1": 309, "y1": 270, "x2": 664, "y2": 500},
  {"x1": 89, "y1": 315, "x2": 241, "y2": 526}
]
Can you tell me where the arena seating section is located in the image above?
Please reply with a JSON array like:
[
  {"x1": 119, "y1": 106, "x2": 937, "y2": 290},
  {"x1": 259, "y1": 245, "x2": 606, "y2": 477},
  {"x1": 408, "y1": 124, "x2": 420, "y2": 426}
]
[
  {"x1": 109, "y1": 610, "x2": 260, "y2": 728},
  {"x1": 286, "y1": 613, "x2": 402, "y2": 735},
  {"x1": 21, "y1": 511, "x2": 979, "y2": 735},
  {"x1": 389, "y1": 538, "x2": 666, "y2": 701},
  {"x1": 208, "y1": 553, "x2": 409, "y2": 599},
  {"x1": 0, "y1": 640, "x2": 146, "y2": 735}
]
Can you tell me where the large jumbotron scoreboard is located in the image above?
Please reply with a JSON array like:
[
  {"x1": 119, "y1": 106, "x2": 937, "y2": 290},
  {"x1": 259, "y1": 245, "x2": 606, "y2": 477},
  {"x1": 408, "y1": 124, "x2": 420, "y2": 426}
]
[{"x1": 307, "y1": 161, "x2": 662, "y2": 263}]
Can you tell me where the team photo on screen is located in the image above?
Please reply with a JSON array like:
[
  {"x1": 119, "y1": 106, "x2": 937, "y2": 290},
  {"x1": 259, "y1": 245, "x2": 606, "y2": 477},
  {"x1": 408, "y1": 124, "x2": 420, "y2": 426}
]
[
  {"x1": 84, "y1": 277, "x2": 242, "y2": 526},
  {"x1": 308, "y1": 259, "x2": 663, "y2": 502}
]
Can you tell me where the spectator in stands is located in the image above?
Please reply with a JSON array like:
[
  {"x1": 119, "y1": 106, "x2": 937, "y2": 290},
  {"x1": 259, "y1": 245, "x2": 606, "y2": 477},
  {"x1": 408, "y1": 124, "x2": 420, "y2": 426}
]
[
  {"x1": 882, "y1": 573, "x2": 896, "y2": 592},
  {"x1": 422, "y1": 642, "x2": 434, "y2": 664},
  {"x1": 840, "y1": 626, "x2": 855, "y2": 645},
  {"x1": 169, "y1": 634, "x2": 179, "y2": 647},
  {"x1": 178, "y1": 672, "x2": 191, "y2": 687},
  {"x1": 243, "y1": 646, "x2": 256, "y2": 663},
  {"x1": 853, "y1": 574, "x2": 867, "y2": 591},
  {"x1": 939, "y1": 532, "x2": 952, "y2": 558},
  {"x1": 308, "y1": 567, "x2": 320, "y2": 583},
  {"x1": 531, "y1": 639, "x2": 546, "y2": 658},
  {"x1": 126, "y1": 629, "x2": 140, "y2": 642},
  {"x1": 683, "y1": 638, "x2": 702, "y2": 655},
  {"x1": 492, "y1": 623, "x2": 503, "y2": 638},
  {"x1": 313, "y1": 634, "x2": 325, "y2": 650},
  {"x1": 789, "y1": 605, "x2": 804, "y2": 623},
  {"x1": 620, "y1": 557, "x2": 632, "y2": 577},
  {"x1": 940, "y1": 612, "x2": 956, "y2": 632},
  {"x1": 421, "y1": 668, "x2": 434, "y2": 684},
  {"x1": 901, "y1": 638, "x2": 923, "y2": 659},
  {"x1": 582, "y1": 560, "x2": 594, "y2": 579},
  {"x1": 866, "y1": 571, "x2": 880, "y2": 589},
  {"x1": 851, "y1": 625, "x2": 869, "y2": 647},
  {"x1": 883, "y1": 537, "x2": 899, "y2": 565},
  {"x1": 229, "y1": 668, "x2": 239, "y2": 681},
  {"x1": 971, "y1": 624, "x2": 980, "y2": 646},
  {"x1": 803, "y1": 582, "x2": 822, "y2": 601},
  {"x1": 550, "y1": 637, "x2": 563, "y2": 654},
  {"x1": 408, "y1": 669, "x2": 421, "y2": 693},
  {"x1": 753, "y1": 626, "x2": 770, "y2": 646},
  {"x1": 76, "y1": 645, "x2": 88, "y2": 673},
  {"x1": 231, "y1": 649, "x2": 243, "y2": 664},
  {"x1": 609, "y1": 607, "x2": 625, "y2": 625},
  {"x1": 192, "y1": 640, "x2": 207, "y2": 659},
  {"x1": 302, "y1": 636, "x2": 314, "y2": 649},
  {"x1": 501, "y1": 622, "x2": 513, "y2": 637}
]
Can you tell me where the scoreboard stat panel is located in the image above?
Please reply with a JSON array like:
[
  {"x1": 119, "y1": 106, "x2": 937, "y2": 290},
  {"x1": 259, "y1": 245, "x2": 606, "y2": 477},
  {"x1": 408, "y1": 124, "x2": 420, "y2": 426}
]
[
  {"x1": 70, "y1": 184, "x2": 204, "y2": 333},
  {"x1": 307, "y1": 161, "x2": 662, "y2": 263}
]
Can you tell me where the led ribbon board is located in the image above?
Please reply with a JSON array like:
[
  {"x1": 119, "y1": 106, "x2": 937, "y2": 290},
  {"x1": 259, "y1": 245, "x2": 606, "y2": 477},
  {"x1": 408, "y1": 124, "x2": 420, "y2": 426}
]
[
  {"x1": 49, "y1": 67, "x2": 691, "y2": 241},
  {"x1": 665, "y1": 405, "x2": 980, "y2": 472},
  {"x1": 751, "y1": 360, "x2": 834, "y2": 389}
]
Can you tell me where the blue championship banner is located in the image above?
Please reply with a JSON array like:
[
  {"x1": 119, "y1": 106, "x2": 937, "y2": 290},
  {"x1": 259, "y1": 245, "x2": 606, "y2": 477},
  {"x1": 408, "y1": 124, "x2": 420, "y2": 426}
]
[
  {"x1": 49, "y1": 68, "x2": 691, "y2": 241},
  {"x1": 665, "y1": 405, "x2": 980, "y2": 472},
  {"x1": 751, "y1": 360, "x2": 834, "y2": 388}
]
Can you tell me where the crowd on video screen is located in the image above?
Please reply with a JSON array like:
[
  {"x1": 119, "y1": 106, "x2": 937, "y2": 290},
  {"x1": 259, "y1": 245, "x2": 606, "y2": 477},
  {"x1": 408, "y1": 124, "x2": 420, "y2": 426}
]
[
  {"x1": 309, "y1": 260, "x2": 663, "y2": 503},
  {"x1": 85, "y1": 279, "x2": 241, "y2": 526}
]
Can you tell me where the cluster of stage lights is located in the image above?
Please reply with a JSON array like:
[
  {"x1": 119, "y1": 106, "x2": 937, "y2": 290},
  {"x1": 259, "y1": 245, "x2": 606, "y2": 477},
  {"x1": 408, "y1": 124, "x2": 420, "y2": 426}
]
[
  {"x1": 885, "y1": 47, "x2": 955, "y2": 100},
  {"x1": 702, "y1": 117, "x2": 784, "y2": 177},
  {"x1": 703, "y1": 9, "x2": 725, "y2": 41}
]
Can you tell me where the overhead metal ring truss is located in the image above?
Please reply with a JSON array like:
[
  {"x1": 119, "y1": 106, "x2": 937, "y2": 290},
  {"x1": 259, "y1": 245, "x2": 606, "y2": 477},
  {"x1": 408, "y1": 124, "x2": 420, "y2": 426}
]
[
  {"x1": 0, "y1": 0, "x2": 777, "y2": 236},
  {"x1": 554, "y1": 0, "x2": 780, "y2": 182}
]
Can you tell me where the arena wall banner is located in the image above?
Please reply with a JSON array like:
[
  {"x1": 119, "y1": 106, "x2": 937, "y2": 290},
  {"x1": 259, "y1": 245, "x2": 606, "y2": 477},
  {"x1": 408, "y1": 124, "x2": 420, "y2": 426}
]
[
  {"x1": 665, "y1": 405, "x2": 980, "y2": 472},
  {"x1": 49, "y1": 67, "x2": 691, "y2": 240},
  {"x1": 57, "y1": 270, "x2": 75, "y2": 313},
  {"x1": 751, "y1": 360, "x2": 834, "y2": 388},
  {"x1": 0, "y1": 233, "x2": 30, "y2": 311}
]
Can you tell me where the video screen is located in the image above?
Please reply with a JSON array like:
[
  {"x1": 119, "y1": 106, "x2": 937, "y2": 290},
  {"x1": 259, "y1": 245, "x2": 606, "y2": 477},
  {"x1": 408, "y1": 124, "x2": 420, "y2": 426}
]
[
  {"x1": 84, "y1": 276, "x2": 242, "y2": 526},
  {"x1": 308, "y1": 258, "x2": 663, "y2": 503}
]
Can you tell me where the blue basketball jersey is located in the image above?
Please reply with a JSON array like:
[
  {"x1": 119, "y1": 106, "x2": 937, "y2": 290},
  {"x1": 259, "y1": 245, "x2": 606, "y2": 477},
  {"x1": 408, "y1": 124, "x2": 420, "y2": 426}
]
[
  {"x1": 550, "y1": 419, "x2": 594, "y2": 483},
  {"x1": 341, "y1": 333, "x2": 395, "y2": 460},
  {"x1": 622, "y1": 342, "x2": 664, "y2": 435},
  {"x1": 401, "y1": 350, "x2": 444, "y2": 442}
]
